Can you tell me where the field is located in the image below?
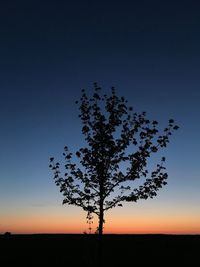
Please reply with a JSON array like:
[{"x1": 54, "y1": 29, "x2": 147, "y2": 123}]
[{"x1": 1, "y1": 234, "x2": 199, "y2": 266}]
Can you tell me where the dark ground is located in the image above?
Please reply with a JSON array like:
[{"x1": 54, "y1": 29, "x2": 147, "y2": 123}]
[{"x1": 0, "y1": 234, "x2": 199, "y2": 266}]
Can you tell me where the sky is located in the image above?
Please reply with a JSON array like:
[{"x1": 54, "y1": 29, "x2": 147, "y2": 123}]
[{"x1": 0, "y1": 0, "x2": 200, "y2": 234}]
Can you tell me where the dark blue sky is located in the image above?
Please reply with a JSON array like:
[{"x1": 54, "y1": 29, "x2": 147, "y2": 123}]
[{"x1": 0, "y1": 0, "x2": 200, "y2": 233}]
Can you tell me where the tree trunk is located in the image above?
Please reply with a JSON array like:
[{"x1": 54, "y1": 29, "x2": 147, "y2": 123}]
[
  {"x1": 98, "y1": 198, "x2": 104, "y2": 235},
  {"x1": 97, "y1": 184, "x2": 104, "y2": 267}
]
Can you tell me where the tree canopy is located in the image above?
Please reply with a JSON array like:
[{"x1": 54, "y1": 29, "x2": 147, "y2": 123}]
[{"x1": 49, "y1": 83, "x2": 179, "y2": 235}]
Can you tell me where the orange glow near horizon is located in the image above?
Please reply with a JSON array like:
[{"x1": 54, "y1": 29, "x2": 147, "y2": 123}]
[
  {"x1": 103, "y1": 210, "x2": 200, "y2": 235},
  {"x1": 104, "y1": 219, "x2": 200, "y2": 235},
  {"x1": 1, "y1": 212, "x2": 200, "y2": 235}
]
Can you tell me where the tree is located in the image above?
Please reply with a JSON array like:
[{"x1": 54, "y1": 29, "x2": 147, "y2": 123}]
[{"x1": 49, "y1": 83, "x2": 179, "y2": 236}]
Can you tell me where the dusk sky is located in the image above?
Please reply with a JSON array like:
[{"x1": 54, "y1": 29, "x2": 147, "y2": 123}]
[{"x1": 0, "y1": 0, "x2": 200, "y2": 234}]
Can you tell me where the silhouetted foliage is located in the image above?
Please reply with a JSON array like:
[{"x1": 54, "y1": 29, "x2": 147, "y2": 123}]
[
  {"x1": 4, "y1": 232, "x2": 11, "y2": 237},
  {"x1": 49, "y1": 83, "x2": 179, "y2": 236}
]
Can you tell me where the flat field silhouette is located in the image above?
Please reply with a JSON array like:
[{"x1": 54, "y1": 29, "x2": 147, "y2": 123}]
[{"x1": 1, "y1": 234, "x2": 199, "y2": 266}]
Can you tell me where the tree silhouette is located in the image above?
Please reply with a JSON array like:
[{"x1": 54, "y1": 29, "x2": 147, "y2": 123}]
[{"x1": 49, "y1": 84, "x2": 179, "y2": 237}]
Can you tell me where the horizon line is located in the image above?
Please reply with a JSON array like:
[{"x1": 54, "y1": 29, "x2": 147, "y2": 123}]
[{"x1": 1, "y1": 232, "x2": 200, "y2": 236}]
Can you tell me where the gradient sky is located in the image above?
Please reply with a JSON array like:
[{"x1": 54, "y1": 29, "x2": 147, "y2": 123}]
[{"x1": 0, "y1": 0, "x2": 200, "y2": 234}]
